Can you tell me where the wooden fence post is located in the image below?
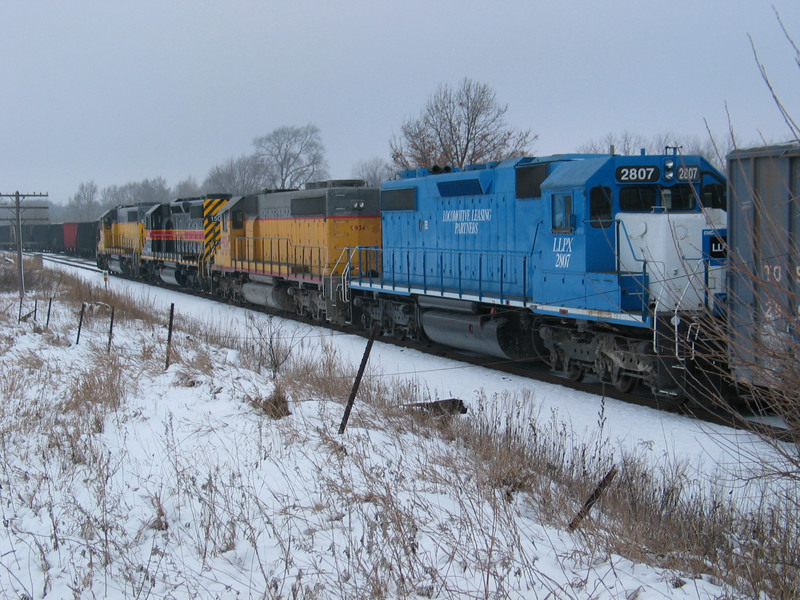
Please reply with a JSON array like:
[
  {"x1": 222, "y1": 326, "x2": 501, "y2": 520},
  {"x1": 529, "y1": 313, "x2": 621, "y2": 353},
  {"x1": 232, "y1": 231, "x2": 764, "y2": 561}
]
[{"x1": 107, "y1": 306, "x2": 115, "y2": 352}]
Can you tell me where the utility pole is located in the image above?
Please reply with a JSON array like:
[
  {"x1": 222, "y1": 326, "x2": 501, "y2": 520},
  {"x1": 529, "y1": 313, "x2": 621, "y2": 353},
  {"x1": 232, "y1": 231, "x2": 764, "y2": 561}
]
[{"x1": 0, "y1": 191, "x2": 49, "y2": 297}]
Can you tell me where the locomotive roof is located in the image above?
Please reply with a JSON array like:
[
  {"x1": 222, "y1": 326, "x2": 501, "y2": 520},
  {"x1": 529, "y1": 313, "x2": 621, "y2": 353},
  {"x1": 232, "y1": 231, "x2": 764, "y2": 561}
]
[{"x1": 540, "y1": 156, "x2": 610, "y2": 189}]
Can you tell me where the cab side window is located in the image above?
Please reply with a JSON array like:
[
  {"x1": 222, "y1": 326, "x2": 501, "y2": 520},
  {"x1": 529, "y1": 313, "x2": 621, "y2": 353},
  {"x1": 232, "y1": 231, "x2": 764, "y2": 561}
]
[
  {"x1": 232, "y1": 210, "x2": 244, "y2": 229},
  {"x1": 589, "y1": 186, "x2": 612, "y2": 227},
  {"x1": 552, "y1": 193, "x2": 572, "y2": 232}
]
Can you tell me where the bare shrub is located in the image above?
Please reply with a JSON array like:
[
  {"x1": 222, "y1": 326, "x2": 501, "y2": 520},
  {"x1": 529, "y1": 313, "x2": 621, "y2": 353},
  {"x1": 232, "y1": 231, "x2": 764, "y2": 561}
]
[
  {"x1": 244, "y1": 313, "x2": 304, "y2": 379},
  {"x1": 283, "y1": 335, "x2": 353, "y2": 401},
  {"x1": 64, "y1": 350, "x2": 128, "y2": 414},
  {"x1": 375, "y1": 384, "x2": 798, "y2": 597},
  {"x1": 246, "y1": 382, "x2": 291, "y2": 419},
  {"x1": 173, "y1": 366, "x2": 203, "y2": 388}
]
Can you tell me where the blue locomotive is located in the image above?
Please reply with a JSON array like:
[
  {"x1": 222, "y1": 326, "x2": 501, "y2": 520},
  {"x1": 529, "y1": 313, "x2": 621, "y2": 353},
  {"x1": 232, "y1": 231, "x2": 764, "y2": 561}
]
[{"x1": 347, "y1": 152, "x2": 727, "y2": 395}]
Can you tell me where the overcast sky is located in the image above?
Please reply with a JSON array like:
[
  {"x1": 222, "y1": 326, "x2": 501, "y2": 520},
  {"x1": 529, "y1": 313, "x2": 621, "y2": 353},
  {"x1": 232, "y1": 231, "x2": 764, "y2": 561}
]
[{"x1": 2, "y1": 0, "x2": 799, "y2": 205}]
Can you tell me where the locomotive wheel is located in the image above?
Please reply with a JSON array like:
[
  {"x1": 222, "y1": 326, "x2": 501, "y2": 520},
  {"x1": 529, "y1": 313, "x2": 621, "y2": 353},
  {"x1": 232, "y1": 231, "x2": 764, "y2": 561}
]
[
  {"x1": 360, "y1": 312, "x2": 371, "y2": 330},
  {"x1": 565, "y1": 360, "x2": 585, "y2": 382},
  {"x1": 547, "y1": 348, "x2": 563, "y2": 371},
  {"x1": 613, "y1": 371, "x2": 637, "y2": 393}
]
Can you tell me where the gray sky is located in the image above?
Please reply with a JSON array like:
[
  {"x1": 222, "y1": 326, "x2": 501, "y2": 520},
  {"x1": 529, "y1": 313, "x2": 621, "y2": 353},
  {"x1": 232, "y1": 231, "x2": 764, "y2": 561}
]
[{"x1": 3, "y1": 0, "x2": 799, "y2": 205}]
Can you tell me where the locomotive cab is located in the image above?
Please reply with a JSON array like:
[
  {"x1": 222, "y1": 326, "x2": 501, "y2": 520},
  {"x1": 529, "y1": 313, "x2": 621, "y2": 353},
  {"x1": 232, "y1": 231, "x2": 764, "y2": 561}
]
[
  {"x1": 96, "y1": 203, "x2": 157, "y2": 276},
  {"x1": 537, "y1": 154, "x2": 727, "y2": 318},
  {"x1": 536, "y1": 153, "x2": 727, "y2": 394},
  {"x1": 140, "y1": 194, "x2": 230, "y2": 289}
]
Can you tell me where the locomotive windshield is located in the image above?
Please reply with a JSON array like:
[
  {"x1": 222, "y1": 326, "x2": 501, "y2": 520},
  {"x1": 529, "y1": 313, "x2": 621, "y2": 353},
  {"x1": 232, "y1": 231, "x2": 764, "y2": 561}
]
[
  {"x1": 619, "y1": 184, "x2": 697, "y2": 212},
  {"x1": 701, "y1": 182, "x2": 726, "y2": 210}
]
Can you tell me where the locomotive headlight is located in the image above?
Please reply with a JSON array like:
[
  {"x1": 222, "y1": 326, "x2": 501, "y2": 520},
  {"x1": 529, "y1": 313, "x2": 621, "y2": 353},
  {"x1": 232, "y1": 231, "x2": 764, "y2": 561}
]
[
  {"x1": 665, "y1": 159, "x2": 674, "y2": 169},
  {"x1": 358, "y1": 201, "x2": 365, "y2": 209},
  {"x1": 665, "y1": 169, "x2": 674, "y2": 180}
]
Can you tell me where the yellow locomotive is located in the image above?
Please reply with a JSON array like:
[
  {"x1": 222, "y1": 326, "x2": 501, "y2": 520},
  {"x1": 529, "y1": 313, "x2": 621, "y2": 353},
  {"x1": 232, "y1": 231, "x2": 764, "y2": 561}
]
[
  {"x1": 97, "y1": 181, "x2": 380, "y2": 323},
  {"x1": 211, "y1": 180, "x2": 380, "y2": 322},
  {"x1": 97, "y1": 203, "x2": 157, "y2": 277}
]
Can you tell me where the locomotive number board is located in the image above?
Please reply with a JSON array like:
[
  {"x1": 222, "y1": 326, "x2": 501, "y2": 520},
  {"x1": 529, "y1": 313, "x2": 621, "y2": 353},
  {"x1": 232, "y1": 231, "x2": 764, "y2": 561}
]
[
  {"x1": 615, "y1": 166, "x2": 660, "y2": 182},
  {"x1": 676, "y1": 165, "x2": 701, "y2": 181},
  {"x1": 615, "y1": 165, "x2": 701, "y2": 182}
]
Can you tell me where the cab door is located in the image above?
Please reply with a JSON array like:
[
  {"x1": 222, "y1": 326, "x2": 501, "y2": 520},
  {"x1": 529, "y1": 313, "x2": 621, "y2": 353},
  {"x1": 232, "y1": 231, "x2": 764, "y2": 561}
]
[
  {"x1": 583, "y1": 185, "x2": 624, "y2": 311},
  {"x1": 584, "y1": 185, "x2": 615, "y2": 272},
  {"x1": 541, "y1": 188, "x2": 586, "y2": 309}
]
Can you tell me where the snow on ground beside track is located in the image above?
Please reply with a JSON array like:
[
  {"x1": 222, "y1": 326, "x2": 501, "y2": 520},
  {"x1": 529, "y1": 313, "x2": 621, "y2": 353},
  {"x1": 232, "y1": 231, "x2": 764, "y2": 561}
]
[
  {"x1": 77, "y1": 262, "x2": 793, "y2": 503},
  {"x1": 0, "y1": 259, "x2": 791, "y2": 598}
]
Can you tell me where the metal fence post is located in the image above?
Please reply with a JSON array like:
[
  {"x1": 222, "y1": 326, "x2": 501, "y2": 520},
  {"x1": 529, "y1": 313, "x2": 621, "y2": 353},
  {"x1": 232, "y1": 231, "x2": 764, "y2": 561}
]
[{"x1": 338, "y1": 323, "x2": 379, "y2": 434}]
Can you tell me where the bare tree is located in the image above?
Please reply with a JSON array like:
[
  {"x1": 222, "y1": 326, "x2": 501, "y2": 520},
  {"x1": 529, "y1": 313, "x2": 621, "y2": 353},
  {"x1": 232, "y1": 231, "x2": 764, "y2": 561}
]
[
  {"x1": 134, "y1": 177, "x2": 171, "y2": 205},
  {"x1": 97, "y1": 179, "x2": 172, "y2": 213},
  {"x1": 390, "y1": 78, "x2": 536, "y2": 171},
  {"x1": 578, "y1": 131, "x2": 668, "y2": 155},
  {"x1": 202, "y1": 154, "x2": 267, "y2": 196},
  {"x1": 577, "y1": 130, "x2": 730, "y2": 170},
  {"x1": 66, "y1": 181, "x2": 101, "y2": 221},
  {"x1": 100, "y1": 185, "x2": 125, "y2": 209},
  {"x1": 253, "y1": 124, "x2": 329, "y2": 190},
  {"x1": 352, "y1": 157, "x2": 394, "y2": 186},
  {"x1": 172, "y1": 176, "x2": 202, "y2": 199}
]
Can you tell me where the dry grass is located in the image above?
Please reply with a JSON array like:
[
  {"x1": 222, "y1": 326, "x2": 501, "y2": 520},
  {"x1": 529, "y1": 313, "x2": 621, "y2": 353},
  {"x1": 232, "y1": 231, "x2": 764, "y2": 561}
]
[
  {"x1": 282, "y1": 335, "x2": 359, "y2": 402},
  {"x1": 2, "y1": 256, "x2": 798, "y2": 597},
  {"x1": 435, "y1": 392, "x2": 800, "y2": 598}
]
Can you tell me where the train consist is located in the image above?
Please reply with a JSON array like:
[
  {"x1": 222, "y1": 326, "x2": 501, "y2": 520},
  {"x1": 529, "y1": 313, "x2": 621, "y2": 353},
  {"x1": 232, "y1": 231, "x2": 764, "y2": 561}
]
[
  {"x1": 96, "y1": 151, "x2": 730, "y2": 399},
  {"x1": 0, "y1": 221, "x2": 98, "y2": 256},
  {"x1": 96, "y1": 181, "x2": 382, "y2": 324}
]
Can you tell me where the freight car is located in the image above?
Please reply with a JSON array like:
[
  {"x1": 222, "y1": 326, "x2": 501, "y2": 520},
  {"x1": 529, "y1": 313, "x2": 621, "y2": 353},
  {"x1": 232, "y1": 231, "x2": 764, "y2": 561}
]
[
  {"x1": 1, "y1": 222, "x2": 41, "y2": 251},
  {"x1": 726, "y1": 142, "x2": 799, "y2": 392},
  {"x1": 63, "y1": 222, "x2": 99, "y2": 256},
  {"x1": 347, "y1": 152, "x2": 727, "y2": 396},
  {"x1": 20, "y1": 223, "x2": 50, "y2": 253},
  {"x1": 0, "y1": 224, "x2": 12, "y2": 249},
  {"x1": 0, "y1": 221, "x2": 97, "y2": 256}
]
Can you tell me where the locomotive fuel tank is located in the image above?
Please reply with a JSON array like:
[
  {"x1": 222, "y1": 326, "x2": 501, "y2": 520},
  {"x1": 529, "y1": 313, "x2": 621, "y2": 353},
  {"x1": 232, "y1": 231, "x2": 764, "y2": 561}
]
[
  {"x1": 421, "y1": 311, "x2": 519, "y2": 359},
  {"x1": 241, "y1": 279, "x2": 294, "y2": 312}
]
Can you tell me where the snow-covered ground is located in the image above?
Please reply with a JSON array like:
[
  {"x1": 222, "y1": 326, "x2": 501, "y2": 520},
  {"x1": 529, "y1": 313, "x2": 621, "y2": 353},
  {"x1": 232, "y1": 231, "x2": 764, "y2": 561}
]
[
  {"x1": 0, "y1": 261, "x2": 794, "y2": 598},
  {"x1": 91, "y1": 266, "x2": 789, "y2": 496}
]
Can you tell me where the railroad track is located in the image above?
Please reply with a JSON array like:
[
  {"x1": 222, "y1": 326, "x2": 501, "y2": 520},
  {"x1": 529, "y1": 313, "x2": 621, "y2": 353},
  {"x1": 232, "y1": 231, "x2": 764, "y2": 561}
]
[
  {"x1": 41, "y1": 253, "x2": 794, "y2": 443},
  {"x1": 338, "y1": 325, "x2": 795, "y2": 443},
  {"x1": 36, "y1": 253, "x2": 104, "y2": 274}
]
